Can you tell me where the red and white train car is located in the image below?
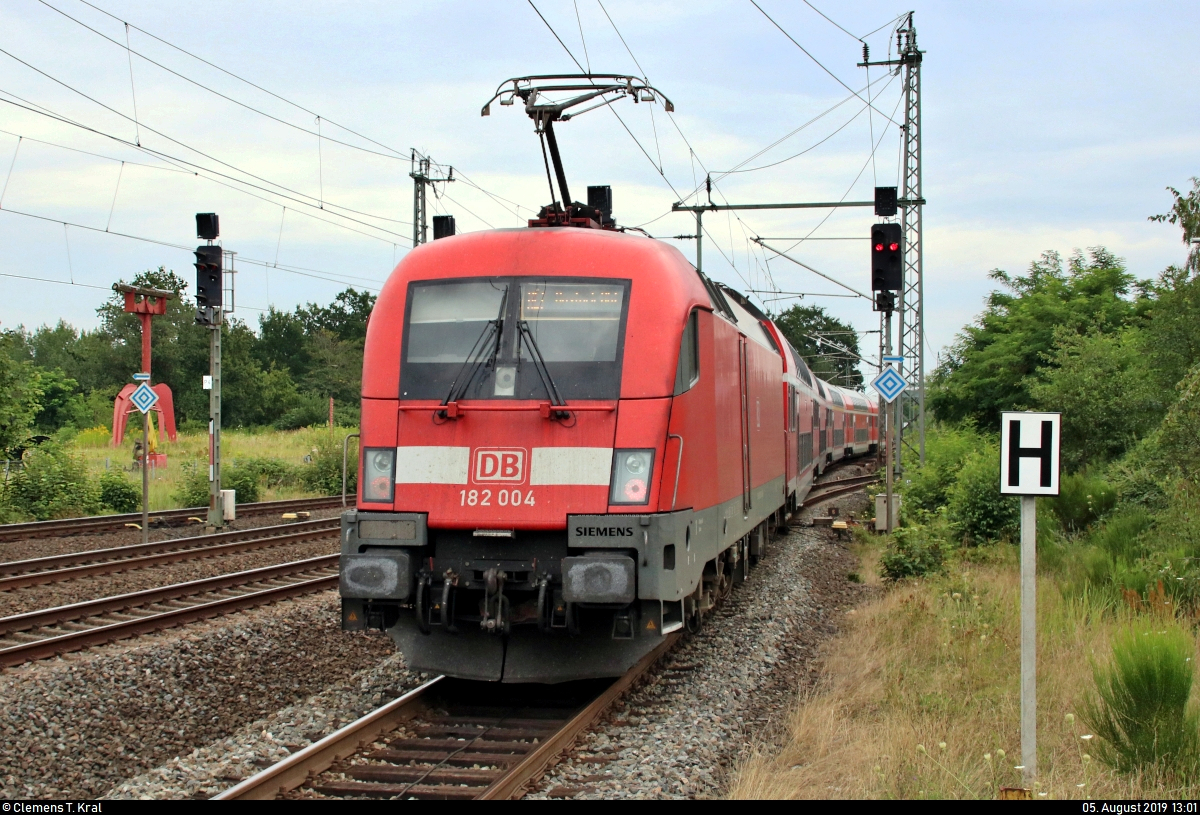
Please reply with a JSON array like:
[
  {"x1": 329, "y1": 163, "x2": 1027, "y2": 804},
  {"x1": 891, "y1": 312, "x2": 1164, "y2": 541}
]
[{"x1": 339, "y1": 226, "x2": 876, "y2": 682}]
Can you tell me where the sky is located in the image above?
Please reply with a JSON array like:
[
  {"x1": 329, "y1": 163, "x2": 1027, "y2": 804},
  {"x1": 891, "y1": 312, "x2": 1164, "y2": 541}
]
[{"x1": 0, "y1": 0, "x2": 1197, "y2": 381}]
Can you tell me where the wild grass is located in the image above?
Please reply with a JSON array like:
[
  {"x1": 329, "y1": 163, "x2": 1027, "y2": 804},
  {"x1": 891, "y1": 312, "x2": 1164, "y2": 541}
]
[
  {"x1": 727, "y1": 541, "x2": 1200, "y2": 799},
  {"x1": 71, "y1": 425, "x2": 355, "y2": 510}
]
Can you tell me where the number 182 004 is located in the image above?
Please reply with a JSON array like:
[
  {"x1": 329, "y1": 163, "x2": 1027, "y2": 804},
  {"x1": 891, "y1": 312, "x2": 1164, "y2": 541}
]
[{"x1": 460, "y1": 489, "x2": 536, "y2": 507}]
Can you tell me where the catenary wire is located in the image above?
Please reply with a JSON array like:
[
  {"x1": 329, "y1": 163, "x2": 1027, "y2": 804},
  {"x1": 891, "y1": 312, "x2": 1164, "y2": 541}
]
[
  {"x1": 0, "y1": 53, "x2": 415, "y2": 234},
  {"x1": 749, "y1": 0, "x2": 901, "y2": 129},
  {"x1": 0, "y1": 90, "x2": 415, "y2": 244}
]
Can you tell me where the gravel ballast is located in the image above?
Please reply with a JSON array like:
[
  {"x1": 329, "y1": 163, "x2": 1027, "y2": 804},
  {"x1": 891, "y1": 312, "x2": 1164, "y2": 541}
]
[
  {"x1": 0, "y1": 506, "x2": 343, "y2": 565},
  {"x1": 0, "y1": 590, "x2": 396, "y2": 800},
  {"x1": 0, "y1": 538, "x2": 339, "y2": 617},
  {"x1": 525, "y1": 487, "x2": 869, "y2": 800},
  {"x1": 0, "y1": 473, "x2": 872, "y2": 800}
]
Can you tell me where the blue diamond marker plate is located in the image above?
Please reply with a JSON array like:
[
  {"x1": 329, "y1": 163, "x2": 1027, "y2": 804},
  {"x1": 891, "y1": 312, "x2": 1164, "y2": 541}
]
[
  {"x1": 129, "y1": 382, "x2": 160, "y2": 414},
  {"x1": 870, "y1": 366, "x2": 909, "y2": 403}
]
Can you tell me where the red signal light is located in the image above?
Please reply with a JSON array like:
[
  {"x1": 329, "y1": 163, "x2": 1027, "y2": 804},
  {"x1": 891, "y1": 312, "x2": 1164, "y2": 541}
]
[
  {"x1": 889, "y1": 242, "x2": 899, "y2": 251},
  {"x1": 874, "y1": 243, "x2": 883, "y2": 251}
]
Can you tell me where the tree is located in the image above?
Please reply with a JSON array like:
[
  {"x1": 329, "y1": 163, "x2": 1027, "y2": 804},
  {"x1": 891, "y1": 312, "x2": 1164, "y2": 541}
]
[
  {"x1": 297, "y1": 288, "x2": 375, "y2": 343},
  {"x1": 255, "y1": 306, "x2": 311, "y2": 379},
  {"x1": 771, "y1": 304, "x2": 864, "y2": 389},
  {"x1": 1028, "y1": 327, "x2": 1161, "y2": 470},
  {"x1": 929, "y1": 248, "x2": 1146, "y2": 428},
  {"x1": 0, "y1": 333, "x2": 42, "y2": 454},
  {"x1": 1148, "y1": 177, "x2": 1200, "y2": 272}
]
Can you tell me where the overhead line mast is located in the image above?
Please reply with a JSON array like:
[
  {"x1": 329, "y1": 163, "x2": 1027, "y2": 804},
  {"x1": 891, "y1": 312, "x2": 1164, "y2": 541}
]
[{"x1": 859, "y1": 12, "x2": 926, "y2": 466}]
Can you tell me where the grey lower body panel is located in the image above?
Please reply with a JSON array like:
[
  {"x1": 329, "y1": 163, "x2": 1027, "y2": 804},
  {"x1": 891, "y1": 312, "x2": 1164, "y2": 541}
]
[
  {"x1": 389, "y1": 612, "x2": 661, "y2": 684},
  {"x1": 372, "y1": 476, "x2": 790, "y2": 684}
]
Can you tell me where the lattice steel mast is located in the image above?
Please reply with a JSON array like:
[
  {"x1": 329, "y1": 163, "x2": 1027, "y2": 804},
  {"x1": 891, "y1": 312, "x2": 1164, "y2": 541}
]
[
  {"x1": 899, "y1": 16, "x2": 925, "y2": 466},
  {"x1": 861, "y1": 12, "x2": 926, "y2": 465}
]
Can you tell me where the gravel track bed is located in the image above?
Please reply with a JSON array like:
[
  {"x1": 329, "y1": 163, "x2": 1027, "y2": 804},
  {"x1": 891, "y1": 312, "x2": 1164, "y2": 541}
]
[
  {"x1": 0, "y1": 507, "x2": 343, "y2": 565},
  {"x1": 0, "y1": 538, "x2": 339, "y2": 617},
  {"x1": 105, "y1": 655, "x2": 425, "y2": 800},
  {"x1": 0, "y1": 590, "x2": 397, "y2": 800},
  {"x1": 526, "y1": 482, "x2": 871, "y2": 799}
]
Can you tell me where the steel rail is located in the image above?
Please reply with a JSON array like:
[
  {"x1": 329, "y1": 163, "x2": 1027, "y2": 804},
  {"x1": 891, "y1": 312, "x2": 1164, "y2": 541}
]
[
  {"x1": 0, "y1": 521, "x2": 338, "y2": 592},
  {"x1": 479, "y1": 632, "x2": 681, "y2": 799},
  {"x1": 217, "y1": 633, "x2": 682, "y2": 801},
  {"x1": 0, "y1": 554, "x2": 339, "y2": 636},
  {"x1": 214, "y1": 678, "x2": 444, "y2": 800},
  {"x1": 0, "y1": 496, "x2": 342, "y2": 542},
  {"x1": 802, "y1": 479, "x2": 877, "y2": 508},
  {"x1": 0, "y1": 517, "x2": 336, "y2": 577},
  {"x1": 0, "y1": 573, "x2": 337, "y2": 667},
  {"x1": 809, "y1": 473, "x2": 880, "y2": 492}
]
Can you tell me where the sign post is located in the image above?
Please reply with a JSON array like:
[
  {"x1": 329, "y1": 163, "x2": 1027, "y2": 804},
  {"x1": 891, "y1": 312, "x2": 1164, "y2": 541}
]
[
  {"x1": 999, "y1": 411, "x2": 1061, "y2": 787},
  {"x1": 129, "y1": 378, "x2": 160, "y2": 546},
  {"x1": 870, "y1": 356, "x2": 909, "y2": 533}
]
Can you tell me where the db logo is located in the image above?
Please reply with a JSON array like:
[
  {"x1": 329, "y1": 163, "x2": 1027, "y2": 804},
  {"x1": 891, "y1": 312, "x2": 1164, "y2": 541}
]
[{"x1": 473, "y1": 448, "x2": 526, "y2": 483}]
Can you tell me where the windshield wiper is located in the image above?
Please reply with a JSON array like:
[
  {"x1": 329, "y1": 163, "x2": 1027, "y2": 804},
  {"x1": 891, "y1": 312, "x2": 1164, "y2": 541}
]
[
  {"x1": 438, "y1": 319, "x2": 500, "y2": 412},
  {"x1": 517, "y1": 320, "x2": 569, "y2": 416},
  {"x1": 440, "y1": 296, "x2": 507, "y2": 412}
]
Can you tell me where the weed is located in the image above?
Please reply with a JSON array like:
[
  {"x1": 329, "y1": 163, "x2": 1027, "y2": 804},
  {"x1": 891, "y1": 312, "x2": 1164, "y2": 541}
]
[
  {"x1": 946, "y1": 444, "x2": 1019, "y2": 544},
  {"x1": 1082, "y1": 624, "x2": 1198, "y2": 776},
  {"x1": 881, "y1": 526, "x2": 948, "y2": 580},
  {"x1": 1049, "y1": 472, "x2": 1118, "y2": 534},
  {"x1": 2, "y1": 442, "x2": 99, "y2": 520},
  {"x1": 98, "y1": 470, "x2": 140, "y2": 513}
]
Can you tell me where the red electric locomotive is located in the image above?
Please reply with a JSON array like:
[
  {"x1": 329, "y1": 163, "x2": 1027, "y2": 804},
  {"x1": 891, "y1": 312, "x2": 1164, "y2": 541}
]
[
  {"x1": 339, "y1": 221, "x2": 877, "y2": 682},
  {"x1": 337, "y1": 72, "x2": 877, "y2": 682}
]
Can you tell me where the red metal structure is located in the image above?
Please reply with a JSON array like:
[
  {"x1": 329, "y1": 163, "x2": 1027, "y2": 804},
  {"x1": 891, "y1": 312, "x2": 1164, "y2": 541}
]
[
  {"x1": 111, "y1": 284, "x2": 177, "y2": 457},
  {"x1": 340, "y1": 226, "x2": 877, "y2": 683}
]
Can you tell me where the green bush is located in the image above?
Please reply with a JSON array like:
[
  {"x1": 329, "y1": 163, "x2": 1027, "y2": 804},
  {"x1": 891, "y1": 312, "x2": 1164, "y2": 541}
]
[
  {"x1": 98, "y1": 469, "x2": 140, "y2": 513},
  {"x1": 173, "y1": 461, "x2": 210, "y2": 508},
  {"x1": 172, "y1": 460, "x2": 261, "y2": 506},
  {"x1": 1047, "y1": 472, "x2": 1117, "y2": 535},
  {"x1": 302, "y1": 433, "x2": 357, "y2": 496},
  {"x1": 946, "y1": 444, "x2": 1019, "y2": 544},
  {"x1": 1088, "y1": 507, "x2": 1154, "y2": 563},
  {"x1": 222, "y1": 466, "x2": 261, "y2": 504},
  {"x1": 1082, "y1": 625, "x2": 1199, "y2": 775},
  {"x1": 236, "y1": 456, "x2": 301, "y2": 490},
  {"x1": 3, "y1": 442, "x2": 100, "y2": 520},
  {"x1": 880, "y1": 526, "x2": 948, "y2": 580},
  {"x1": 273, "y1": 394, "x2": 330, "y2": 431},
  {"x1": 899, "y1": 423, "x2": 983, "y2": 516}
]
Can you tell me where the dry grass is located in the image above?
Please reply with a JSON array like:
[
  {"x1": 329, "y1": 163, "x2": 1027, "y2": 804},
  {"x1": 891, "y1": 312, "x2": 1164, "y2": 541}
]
[
  {"x1": 728, "y1": 542, "x2": 1200, "y2": 799},
  {"x1": 72, "y1": 426, "x2": 354, "y2": 510}
]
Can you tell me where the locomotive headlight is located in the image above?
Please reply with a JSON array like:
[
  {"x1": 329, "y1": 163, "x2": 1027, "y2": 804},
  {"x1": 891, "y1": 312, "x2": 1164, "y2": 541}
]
[
  {"x1": 609, "y1": 449, "x2": 654, "y2": 505},
  {"x1": 362, "y1": 447, "x2": 396, "y2": 503}
]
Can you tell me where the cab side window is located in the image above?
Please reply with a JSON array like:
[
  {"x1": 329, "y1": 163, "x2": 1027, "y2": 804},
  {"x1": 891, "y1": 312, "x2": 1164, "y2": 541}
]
[{"x1": 674, "y1": 310, "x2": 700, "y2": 395}]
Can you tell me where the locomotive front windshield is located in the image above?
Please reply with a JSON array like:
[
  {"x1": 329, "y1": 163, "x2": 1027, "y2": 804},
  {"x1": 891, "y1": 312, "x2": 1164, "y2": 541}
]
[{"x1": 400, "y1": 277, "x2": 630, "y2": 401}]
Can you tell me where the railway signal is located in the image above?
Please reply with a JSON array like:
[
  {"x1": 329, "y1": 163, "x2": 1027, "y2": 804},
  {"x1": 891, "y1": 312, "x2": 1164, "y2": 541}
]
[
  {"x1": 194, "y1": 245, "x2": 223, "y2": 326},
  {"x1": 195, "y1": 213, "x2": 224, "y2": 528},
  {"x1": 871, "y1": 223, "x2": 903, "y2": 292},
  {"x1": 874, "y1": 186, "x2": 898, "y2": 217},
  {"x1": 1000, "y1": 411, "x2": 1062, "y2": 788}
]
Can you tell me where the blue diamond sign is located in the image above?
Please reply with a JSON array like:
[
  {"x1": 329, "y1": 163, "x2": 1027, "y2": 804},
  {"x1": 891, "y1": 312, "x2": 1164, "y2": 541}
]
[
  {"x1": 129, "y1": 382, "x2": 159, "y2": 414},
  {"x1": 870, "y1": 366, "x2": 909, "y2": 403}
]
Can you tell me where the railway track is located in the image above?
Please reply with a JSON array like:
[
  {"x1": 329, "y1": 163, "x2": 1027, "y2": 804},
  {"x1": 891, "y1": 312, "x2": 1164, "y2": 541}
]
[
  {"x1": 0, "y1": 555, "x2": 338, "y2": 667},
  {"x1": 802, "y1": 472, "x2": 879, "y2": 508},
  {"x1": 0, "y1": 496, "x2": 344, "y2": 543},
  {"x1": 216, "y1": 634, "x2": 678, "y2": 801},
  {"x1": 0, "y1": 518, "x2": 339, "y2": 592}
]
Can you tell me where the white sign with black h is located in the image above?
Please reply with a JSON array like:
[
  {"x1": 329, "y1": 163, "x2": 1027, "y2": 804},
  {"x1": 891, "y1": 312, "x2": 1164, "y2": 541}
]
[
  {"x1": 999, "y1": 410, "x2": 1062, "y2": 788},
  {"x1": 1000, "y1": 411, "x2": 1061, "y2": 496}
]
